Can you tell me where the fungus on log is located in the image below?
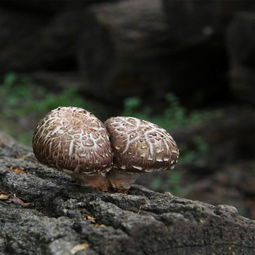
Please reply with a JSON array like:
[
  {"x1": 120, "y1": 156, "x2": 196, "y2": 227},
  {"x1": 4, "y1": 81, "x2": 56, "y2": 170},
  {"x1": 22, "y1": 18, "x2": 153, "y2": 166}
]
[
  {"x1": 105, "y1": 116, "x2": 179, "y2": 192},
  {"x1": 32, "y1": 106, "x2": 112, "y2": 191},
  {"x1": 0, "y1": 137, "x2": 255, "y2": 254}
]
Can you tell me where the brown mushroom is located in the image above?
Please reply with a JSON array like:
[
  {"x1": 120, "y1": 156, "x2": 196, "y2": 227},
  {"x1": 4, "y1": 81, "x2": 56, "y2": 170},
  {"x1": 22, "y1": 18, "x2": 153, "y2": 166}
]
[
  {"x1": 32, "y1": 106, "x2": 112, "y2": 191},
  {"x1": 105, "y1": 116, "x2": 179, "y2": 192}
]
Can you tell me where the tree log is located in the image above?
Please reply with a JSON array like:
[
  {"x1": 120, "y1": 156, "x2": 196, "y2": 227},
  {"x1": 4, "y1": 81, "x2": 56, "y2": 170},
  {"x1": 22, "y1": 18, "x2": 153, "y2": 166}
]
[
  {"x1": 79, "y1": 0, "x2": 172, "y2": 98},
  {"x1": 79, "y1": 0, "x2": 254, "y2": 100},
  {"x1": 226, "y1": 12, "x2": 255, "y2": 104},
  {"x1": 0, "y1": 138, "x2": 254, "y2": 255}
]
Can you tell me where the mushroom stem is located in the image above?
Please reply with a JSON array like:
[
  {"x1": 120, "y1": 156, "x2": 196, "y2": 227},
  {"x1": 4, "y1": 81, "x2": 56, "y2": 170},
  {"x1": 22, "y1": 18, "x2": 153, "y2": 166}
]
[
  {"x1": 75, "y1": 174, "x2": 110, "y2": 191},
  {"x1": 106, "y1": 169, "x2": 139, "y2": 193}
]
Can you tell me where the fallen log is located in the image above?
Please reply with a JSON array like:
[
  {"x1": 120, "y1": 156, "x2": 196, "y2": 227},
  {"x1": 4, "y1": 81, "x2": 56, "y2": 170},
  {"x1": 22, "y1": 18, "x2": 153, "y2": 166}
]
[{"x1": 0, "y1": 137, "x2": 254, "y2": 255}]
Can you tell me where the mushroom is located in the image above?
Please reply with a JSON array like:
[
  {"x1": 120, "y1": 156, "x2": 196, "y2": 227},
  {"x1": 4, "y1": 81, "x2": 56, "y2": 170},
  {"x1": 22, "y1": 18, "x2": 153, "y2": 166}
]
[
  {"x1": 32, "y1": 106, "x2": 113, "y2": 191},
  {"x1": 105, "y1": 116, "x2": 179, "y2": 192}
]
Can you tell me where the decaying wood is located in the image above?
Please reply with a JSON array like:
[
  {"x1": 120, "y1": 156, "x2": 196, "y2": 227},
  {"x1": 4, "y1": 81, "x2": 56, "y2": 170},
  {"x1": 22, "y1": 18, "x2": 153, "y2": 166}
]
[{"x1": 0, "y1": 140, "x2": 254, "y2": 255}]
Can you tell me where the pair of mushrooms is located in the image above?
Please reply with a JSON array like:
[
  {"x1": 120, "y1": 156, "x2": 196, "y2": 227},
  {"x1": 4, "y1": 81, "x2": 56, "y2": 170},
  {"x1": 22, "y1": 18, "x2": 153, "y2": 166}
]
[{"x1": 33, "y1": 106, "x2": 179, "y2": 192}]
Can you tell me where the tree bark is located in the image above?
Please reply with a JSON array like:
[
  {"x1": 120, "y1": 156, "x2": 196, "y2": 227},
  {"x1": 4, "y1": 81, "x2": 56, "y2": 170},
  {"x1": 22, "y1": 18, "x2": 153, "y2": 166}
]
[{"x1": 0, "y1": 138, "x2": 254, "y2": 255}]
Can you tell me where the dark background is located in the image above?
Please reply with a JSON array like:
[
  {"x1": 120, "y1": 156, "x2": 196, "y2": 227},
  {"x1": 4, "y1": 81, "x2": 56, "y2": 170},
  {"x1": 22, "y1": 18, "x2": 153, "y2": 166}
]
[{"x1": 0, "y1": 0, "x2": 254, "y2": 218}]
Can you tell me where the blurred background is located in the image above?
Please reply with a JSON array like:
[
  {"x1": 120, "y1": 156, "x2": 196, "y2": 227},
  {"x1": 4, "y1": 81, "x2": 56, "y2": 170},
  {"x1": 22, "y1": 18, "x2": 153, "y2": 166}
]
[{"x1": 0, "y1": 0, "x2": 254, "y2": 218}]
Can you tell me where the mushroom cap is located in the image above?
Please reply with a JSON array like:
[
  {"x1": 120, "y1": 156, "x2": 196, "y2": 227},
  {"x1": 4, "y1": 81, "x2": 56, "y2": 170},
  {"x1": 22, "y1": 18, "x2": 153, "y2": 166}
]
[
  {"x1": 105, "y1": 116, "x2": 179, "y2": 173},
  {"x1": 32, "y1": 106, "x2": 113, "y2": 175}
]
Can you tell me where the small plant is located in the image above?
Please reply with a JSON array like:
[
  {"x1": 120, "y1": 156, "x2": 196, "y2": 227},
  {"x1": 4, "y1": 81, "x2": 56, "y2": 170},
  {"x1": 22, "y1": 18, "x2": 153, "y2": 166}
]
[
  {"x1": 122, "y1": 94, "x2": 220, "y2": 131},
  {"x1": 12, "y1": 88, "x2": 85, "y2": 116},
  {"x1": 0, "y1": 73, "x2": 33, "y2": 112},
  {"x1": 150, "y1": 171, "x2": 190, "y2": 196},
  {"x1": 0, "y1": 73, "x2": 108, "y2": 118},
  {"x1": 179, "y1": 136, "x2": 209, "y2": 165},
  {"x1": 0, "y1": 73, "x2": 108, "y2": 145}
]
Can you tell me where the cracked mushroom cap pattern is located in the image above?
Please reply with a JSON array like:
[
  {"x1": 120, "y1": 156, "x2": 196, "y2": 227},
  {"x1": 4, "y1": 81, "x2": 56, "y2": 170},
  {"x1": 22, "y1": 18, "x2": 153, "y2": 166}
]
[
  {"x1": 105, "y1": 116, "x2": 179, "y2": 172},
  {"x1": 32, "y1": 107, "x2": 113, "y2": 175}
]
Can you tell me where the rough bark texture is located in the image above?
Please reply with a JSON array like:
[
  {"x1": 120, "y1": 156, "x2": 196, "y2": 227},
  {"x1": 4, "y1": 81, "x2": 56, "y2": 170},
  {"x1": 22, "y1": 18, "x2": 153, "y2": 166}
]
[{"x1": 0, "y1": 138, "x2": 254, "y2": 255}]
